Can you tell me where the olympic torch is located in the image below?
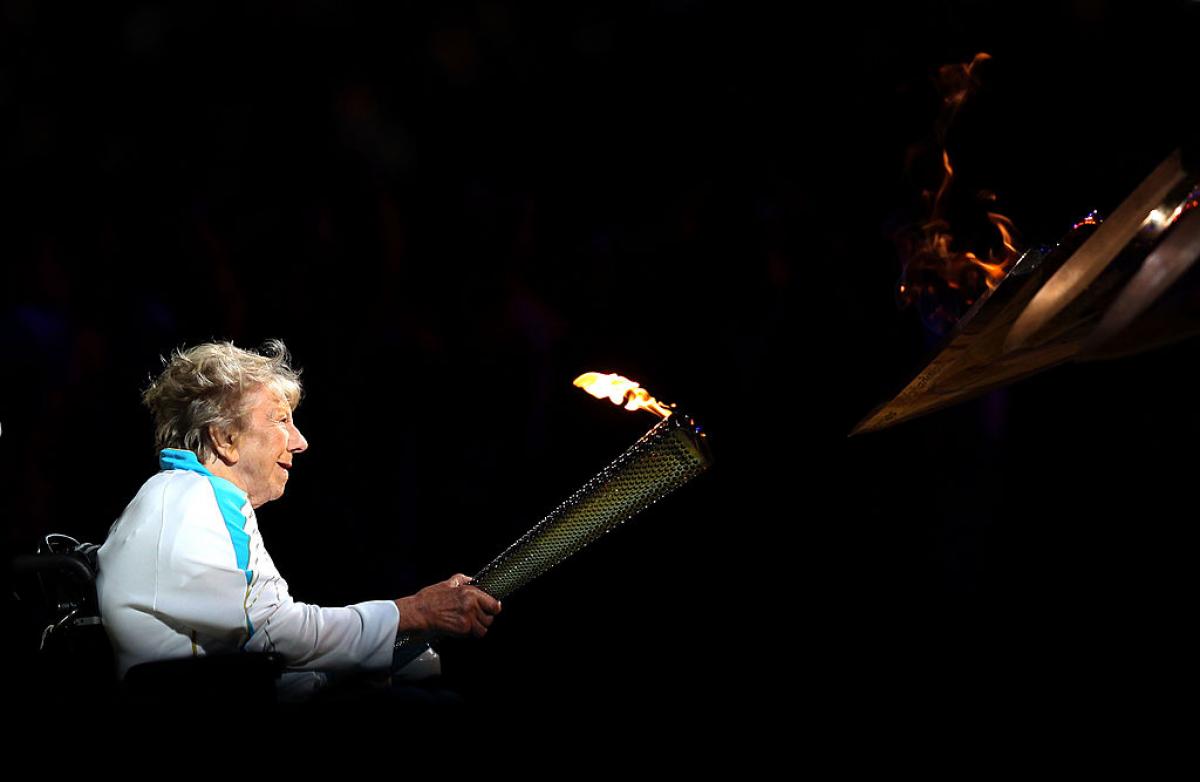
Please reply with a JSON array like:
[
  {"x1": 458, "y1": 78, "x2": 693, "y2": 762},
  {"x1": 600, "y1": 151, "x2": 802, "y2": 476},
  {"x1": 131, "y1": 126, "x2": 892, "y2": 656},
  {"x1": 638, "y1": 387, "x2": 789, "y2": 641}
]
[{"x1": 393, "y1": 372, "x2": 712, "y2": 677}]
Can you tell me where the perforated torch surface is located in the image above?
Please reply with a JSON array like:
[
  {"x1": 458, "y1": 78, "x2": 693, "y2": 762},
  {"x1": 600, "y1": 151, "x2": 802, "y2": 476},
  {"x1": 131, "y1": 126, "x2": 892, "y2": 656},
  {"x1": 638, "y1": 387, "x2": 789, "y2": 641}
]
[{"x1": 472, "y1": 416, "x2": 712, "y2": 600}]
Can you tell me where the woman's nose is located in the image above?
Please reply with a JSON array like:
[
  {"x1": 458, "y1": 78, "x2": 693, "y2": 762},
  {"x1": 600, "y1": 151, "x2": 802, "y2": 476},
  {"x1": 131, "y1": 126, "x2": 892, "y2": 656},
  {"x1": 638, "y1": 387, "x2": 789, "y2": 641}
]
[{"x1": 289, "y1": 422, "x2": 309, "y2": 453}]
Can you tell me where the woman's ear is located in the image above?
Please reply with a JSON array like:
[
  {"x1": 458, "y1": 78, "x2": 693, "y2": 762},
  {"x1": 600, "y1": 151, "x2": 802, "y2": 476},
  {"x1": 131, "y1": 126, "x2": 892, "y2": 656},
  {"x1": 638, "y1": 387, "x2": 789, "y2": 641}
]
[{"x1": 208, "y1": 423, "x2": 239, "y2": 464}]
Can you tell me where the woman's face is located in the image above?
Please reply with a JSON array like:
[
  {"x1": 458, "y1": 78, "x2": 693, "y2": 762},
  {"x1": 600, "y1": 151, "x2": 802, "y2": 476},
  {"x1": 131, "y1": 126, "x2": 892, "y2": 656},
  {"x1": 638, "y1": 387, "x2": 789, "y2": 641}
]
[{"x1": 225, "y1": 384, "x2": 308, "y2": 508}]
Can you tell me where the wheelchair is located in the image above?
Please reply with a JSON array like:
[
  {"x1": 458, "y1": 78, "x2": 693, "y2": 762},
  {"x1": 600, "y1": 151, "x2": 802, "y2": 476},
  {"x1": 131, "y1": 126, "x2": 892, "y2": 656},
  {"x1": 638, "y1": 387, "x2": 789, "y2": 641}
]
[
  {"x1": 9, "y1": 533, "x2": 283, "y2": 708},
  {"x1": 9, "y1": 533, "x2": 446, "y2": 710}
]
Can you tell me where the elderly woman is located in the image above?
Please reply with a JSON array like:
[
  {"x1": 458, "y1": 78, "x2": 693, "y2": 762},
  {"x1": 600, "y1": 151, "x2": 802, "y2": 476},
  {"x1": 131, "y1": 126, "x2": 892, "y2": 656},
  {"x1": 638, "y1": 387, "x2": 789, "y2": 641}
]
[{"x1": 96, "y1": 340, "x2": 500, "y2": 693}]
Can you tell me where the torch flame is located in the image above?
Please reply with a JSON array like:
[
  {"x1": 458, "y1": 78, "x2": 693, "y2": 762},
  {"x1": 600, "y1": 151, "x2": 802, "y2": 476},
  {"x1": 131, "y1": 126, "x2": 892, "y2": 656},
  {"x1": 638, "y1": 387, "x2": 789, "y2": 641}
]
[{"x1": 573, "y1": 372, "x2": 673, "y2": 419}]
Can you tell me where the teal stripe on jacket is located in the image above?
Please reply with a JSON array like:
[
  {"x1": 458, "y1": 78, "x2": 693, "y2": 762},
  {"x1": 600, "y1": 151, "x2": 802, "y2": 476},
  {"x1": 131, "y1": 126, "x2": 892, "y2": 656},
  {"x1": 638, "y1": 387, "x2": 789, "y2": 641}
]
[{"x1": 159, "y1": 449, "x2": 256, "y2": 637}]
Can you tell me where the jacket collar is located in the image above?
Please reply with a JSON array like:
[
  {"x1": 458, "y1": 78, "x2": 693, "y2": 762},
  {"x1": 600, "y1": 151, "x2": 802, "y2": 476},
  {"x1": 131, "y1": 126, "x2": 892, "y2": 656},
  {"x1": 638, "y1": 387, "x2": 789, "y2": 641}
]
[
  {"x1": 160, "y1": 447, "x2": 213, "y2": 476},
  {"x1": 159, "y1": 448, "x2": 249, "y2": 506}
]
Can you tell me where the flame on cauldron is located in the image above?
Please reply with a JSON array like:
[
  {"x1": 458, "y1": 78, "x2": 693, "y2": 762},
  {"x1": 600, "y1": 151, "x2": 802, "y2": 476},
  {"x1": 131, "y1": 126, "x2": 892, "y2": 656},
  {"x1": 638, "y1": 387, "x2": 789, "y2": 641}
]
[{"x1": 896, "y1": 53, "x2": 1021, "y2": 334}]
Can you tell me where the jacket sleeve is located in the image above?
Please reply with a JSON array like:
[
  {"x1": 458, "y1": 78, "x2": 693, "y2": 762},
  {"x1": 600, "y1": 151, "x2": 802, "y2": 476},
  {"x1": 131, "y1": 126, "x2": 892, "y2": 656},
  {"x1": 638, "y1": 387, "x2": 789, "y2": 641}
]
[
  {"x1": 243, "y1": 585, "x2": 400, "y2": 673},
  {"x1": 157, "y1": 476, "x2": 400, "y2": 672}
]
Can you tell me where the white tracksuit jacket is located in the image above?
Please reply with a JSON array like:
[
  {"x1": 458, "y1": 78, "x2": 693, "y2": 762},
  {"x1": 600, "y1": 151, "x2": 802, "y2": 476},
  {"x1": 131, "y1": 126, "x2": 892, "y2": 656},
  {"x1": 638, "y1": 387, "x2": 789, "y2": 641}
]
[{"x1": 97, "y1": 448, "x2": 399, "y2": 684}]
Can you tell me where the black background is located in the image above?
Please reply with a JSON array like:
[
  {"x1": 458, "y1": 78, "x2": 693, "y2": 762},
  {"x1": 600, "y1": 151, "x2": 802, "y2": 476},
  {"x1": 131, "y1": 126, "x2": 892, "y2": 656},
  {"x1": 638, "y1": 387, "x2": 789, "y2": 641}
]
[{"x1": 3, "y1": 1, "x2": 1197, "y2": 729}]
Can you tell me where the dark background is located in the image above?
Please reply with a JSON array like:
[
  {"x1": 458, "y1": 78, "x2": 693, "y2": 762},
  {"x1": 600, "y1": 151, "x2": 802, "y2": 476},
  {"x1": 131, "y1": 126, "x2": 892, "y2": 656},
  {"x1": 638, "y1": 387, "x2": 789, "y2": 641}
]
[{"x1": 3, "y1": 0, "x2": 1197, "y2": 726}]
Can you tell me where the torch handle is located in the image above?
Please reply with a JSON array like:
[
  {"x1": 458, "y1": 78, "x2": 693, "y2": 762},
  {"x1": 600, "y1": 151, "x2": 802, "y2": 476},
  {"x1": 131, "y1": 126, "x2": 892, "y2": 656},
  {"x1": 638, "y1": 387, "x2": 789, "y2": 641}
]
[
  {"x1": 392, "y1": 415, "x2": 710, "y2": 677},
  {"x1": 469, "y1": 415, "x2": 711, "y2": 600}
]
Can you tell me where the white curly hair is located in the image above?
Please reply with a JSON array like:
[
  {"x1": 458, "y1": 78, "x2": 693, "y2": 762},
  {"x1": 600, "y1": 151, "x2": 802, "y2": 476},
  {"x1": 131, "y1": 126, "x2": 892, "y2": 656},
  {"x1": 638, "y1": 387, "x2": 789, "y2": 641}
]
[{"x1": 142, "y1": 339, "x2": 303, "y2": 463}]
